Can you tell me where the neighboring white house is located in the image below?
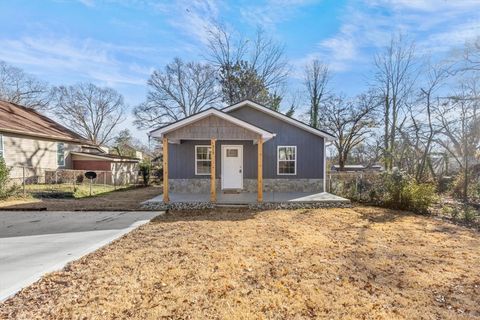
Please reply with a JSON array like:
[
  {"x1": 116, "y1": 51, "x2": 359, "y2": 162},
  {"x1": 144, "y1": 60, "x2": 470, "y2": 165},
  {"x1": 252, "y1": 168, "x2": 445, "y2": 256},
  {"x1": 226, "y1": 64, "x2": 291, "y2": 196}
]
[{"x1": 0, "y1": 100, "x2": 140, "y2": 183}]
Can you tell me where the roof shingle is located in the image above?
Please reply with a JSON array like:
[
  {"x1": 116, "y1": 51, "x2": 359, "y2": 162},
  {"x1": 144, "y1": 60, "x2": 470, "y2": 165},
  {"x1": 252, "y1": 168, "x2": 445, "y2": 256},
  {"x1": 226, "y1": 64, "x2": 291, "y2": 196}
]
[{"x1": 0, "y1": 100, "x2": 89, "y2": 143}]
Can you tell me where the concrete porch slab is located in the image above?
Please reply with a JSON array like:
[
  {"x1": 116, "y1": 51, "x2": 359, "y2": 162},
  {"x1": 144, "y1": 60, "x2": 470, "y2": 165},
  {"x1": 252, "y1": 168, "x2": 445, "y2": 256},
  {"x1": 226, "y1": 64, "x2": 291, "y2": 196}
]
[{"x1": 144, "y1": 191, "x2": 349, "y2": 205}]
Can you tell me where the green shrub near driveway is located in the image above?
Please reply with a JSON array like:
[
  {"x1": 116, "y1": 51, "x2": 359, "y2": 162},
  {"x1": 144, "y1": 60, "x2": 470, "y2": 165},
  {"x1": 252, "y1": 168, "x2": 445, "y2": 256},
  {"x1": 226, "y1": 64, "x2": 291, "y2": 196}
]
[
  {"x1": 0, "y1": 157, "x2": 17, "y2": 199},
  {"x1": 139, "y1": 161, "x2": 151, "y2": 186}
]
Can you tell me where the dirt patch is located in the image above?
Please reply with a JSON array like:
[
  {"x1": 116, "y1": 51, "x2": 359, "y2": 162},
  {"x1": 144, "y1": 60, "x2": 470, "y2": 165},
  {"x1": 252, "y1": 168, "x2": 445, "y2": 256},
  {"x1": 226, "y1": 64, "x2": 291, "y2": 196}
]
[
  {"x1": 1, "y1": 206, "x2": 479, "y2": 319},
  {"x1": 0, "y1": 186, "x2": 161, "y2": 211}
]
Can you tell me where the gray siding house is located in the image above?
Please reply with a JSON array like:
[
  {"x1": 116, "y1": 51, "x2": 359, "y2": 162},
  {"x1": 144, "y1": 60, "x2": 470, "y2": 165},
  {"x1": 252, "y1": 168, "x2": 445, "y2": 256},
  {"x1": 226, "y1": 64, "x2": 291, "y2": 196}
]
[{"x1": 149, "y1": 100, "x2": 334, "y2": 203}]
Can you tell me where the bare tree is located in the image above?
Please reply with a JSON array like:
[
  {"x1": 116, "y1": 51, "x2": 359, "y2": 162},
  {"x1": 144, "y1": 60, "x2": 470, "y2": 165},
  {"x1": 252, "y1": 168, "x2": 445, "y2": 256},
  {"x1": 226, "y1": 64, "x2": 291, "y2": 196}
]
[
  {"x1": 304, "y1": 59, "x2": 330, "y2": 128},
  {"x1": 414, "y1": 61, "x2": 450, "y2": 181},
  {"x1": 320, "y1": 93, "x2": 378, "y2": 170},
  {"x1": 51, "y1": 83, "x2": 126, "y2": 145},
  {"x1": 463, "y1": 36, "x2": 480, "y2": 71},
  {"x1": 207, "y1": 24, "x2": 289, "y2": 106},
  {"x1": 436, "y1": 78, "x2": 480, "y2": 200},
  {"x1": 373, "y1": 35, "x2": 417, "y2": 171},
  {"x1": 134, "y1": 58, "x2": 220, "y2": 129},
  {"x1": 0, "y1": 61, "x2": 50, "y2": 110}
]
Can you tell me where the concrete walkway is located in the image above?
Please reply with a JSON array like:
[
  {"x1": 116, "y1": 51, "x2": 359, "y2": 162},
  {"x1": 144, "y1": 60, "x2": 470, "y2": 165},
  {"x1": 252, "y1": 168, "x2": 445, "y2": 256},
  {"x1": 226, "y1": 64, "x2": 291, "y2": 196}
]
[{"x1": 0, "y1": 211, "x2": 159, "y2": 301}]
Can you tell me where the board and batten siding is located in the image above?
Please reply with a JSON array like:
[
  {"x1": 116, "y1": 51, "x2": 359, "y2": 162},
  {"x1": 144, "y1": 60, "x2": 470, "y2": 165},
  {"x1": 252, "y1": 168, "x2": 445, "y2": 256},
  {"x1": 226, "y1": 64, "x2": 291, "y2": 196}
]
[
  {"x1": 168, "y1": 140, "x2": 257, "y2": 179},
  {"x1": 167, "y1": 104, "x2": 325, "y2": 180},
  {"x1": 227, "y1": 105, "x2": 324, "y2": 179}
]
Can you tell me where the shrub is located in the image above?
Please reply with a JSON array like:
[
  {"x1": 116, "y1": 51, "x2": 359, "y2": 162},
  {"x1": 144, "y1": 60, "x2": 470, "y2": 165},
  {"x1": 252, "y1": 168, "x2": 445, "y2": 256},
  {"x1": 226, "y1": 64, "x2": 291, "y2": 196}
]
[
  {"x1": 0, "y1": 157, "x2": 14, "y2": 199},
  {"x1": 139, "y1": 162, "x2": 151, "y2": 186},
  {"x1": 402, "y1": 183, "x2": 437, "y2": 214},
  {"x1": 331, "y1": 169, "x2": 437, "y2": 214},
  {"x1": 76, "y1": 174, "x2": 84, "y2": 184},
  {"x1": 462, "y1": 206, "x2": 477, "y2": 223}
]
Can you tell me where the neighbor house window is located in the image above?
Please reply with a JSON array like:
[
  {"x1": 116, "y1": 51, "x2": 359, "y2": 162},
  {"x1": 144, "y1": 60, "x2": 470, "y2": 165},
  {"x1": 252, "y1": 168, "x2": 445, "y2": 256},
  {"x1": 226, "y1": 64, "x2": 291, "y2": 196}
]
[
  {"x1": 277, "y1": 146, "x2": 296, "y2": 175},
  {"x1": 0, "y1": 134, "x2": 3, "y2": 158},
  {"x1": 57, "y1": 142, "x2": 65, "y2": 166},
  {"x1": 195, "y1": 145, "x2": 211, "y2": 175}
]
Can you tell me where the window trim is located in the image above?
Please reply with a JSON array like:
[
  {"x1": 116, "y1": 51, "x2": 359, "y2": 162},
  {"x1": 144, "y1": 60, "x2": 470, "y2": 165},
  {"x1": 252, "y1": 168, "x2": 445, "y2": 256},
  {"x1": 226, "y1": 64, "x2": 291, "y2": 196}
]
[
  {"x1": 277, "y1": 145, "x2": 297, "y2": 176},
  {"x1": 57, "y1": 142, "x2": 65, "y2": 166},
  {"x1": 195, "y1": 145, "x2": 212, "y2": 176}
]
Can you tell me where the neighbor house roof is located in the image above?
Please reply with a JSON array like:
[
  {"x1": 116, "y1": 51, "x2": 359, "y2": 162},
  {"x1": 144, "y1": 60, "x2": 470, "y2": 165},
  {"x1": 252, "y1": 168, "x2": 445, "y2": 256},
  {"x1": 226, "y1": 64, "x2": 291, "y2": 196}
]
[
  {"x1": 149, "y1": 107, "x2": 276, "y2": 141},
  {"x1": 223, "y1": 100, "x2": 335, "y2": 141},
  {"x1": 332, "y1": 164, "x2": 365, "y2": 169},
  {"x1": 0, "y1": 100, "x2": 89, "y2": 144}
]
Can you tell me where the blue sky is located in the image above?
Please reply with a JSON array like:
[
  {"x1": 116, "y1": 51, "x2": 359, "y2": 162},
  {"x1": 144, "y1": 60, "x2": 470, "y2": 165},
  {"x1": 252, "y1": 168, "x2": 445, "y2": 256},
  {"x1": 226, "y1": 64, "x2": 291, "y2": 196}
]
[{"x1": 0, "y1": 0, "x2": 479, "y2": 140}]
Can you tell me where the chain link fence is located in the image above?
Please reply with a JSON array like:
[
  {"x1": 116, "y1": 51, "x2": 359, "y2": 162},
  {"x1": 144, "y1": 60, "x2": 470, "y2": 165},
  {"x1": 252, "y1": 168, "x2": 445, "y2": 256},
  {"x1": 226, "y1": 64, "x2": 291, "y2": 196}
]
[
  {"x1": 8, "y1": 166, "x2": 140, "y2": 198},
  {"x1": 326, "y1": 171, "x2": 381, "y2": 201}
]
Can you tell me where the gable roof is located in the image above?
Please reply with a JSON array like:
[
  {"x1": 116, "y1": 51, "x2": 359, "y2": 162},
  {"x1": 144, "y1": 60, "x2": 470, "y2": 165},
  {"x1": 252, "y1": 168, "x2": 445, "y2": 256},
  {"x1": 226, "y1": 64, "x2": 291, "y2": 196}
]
[
  {"x1": 0, "y1": 100, "x2": 89, "y2": 144},
  {"x1": 149, "y1": 107, "x2": 276, "y2": 141},
  {"x1": 223, "y1": 100, "x2": 335, "y2": 141}
]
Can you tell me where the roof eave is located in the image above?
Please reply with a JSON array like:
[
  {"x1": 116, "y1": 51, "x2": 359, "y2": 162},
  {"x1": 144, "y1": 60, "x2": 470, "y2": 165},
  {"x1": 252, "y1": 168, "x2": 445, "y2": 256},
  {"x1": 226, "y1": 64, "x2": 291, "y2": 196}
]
[
  {"x1": 0, "y1": 128, "x2": 90, "y2": 144},
  {"x1": 149, "y1": 108, "x2": 275, "y2": 141}
]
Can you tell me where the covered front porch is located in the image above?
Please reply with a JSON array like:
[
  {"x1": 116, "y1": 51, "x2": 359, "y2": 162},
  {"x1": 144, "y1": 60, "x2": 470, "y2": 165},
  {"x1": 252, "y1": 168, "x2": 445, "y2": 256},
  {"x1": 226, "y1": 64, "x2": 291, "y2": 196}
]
[{"x1": 151, "y1": 108, "x2": 275, "y2": 205}]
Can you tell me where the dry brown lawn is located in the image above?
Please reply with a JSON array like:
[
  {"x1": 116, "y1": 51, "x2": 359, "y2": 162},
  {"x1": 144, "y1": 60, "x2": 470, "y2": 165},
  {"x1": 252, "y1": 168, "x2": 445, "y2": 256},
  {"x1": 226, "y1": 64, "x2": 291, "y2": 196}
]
[
  {"x1": 0, "y1": 186, "x2": 161, "y2": 211},
  {"x1": 1, "y1": 206, "x2": 479, "y2": 319}
]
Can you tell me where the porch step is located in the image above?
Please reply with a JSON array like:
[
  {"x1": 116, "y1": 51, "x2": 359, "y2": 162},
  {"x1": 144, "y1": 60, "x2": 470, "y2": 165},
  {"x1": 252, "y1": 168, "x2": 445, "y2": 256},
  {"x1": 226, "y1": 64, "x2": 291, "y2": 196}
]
[{"x1": 222, "y1": 189, "x2": 241, "y2": 194}]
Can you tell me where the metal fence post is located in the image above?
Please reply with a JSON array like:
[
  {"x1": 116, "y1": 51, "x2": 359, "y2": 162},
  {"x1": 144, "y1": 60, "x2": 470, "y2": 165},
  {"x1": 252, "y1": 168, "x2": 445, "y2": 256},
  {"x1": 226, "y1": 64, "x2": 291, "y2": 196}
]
[
  {"x1": 73, "y1": 170, "x2": 76, "y2": 191},
  {"x1": 22, "y1": 166, "x2": 26, "y2": 196},
  {"x1": 329, "y1": 173, "x2": 332, "y2": 193}
]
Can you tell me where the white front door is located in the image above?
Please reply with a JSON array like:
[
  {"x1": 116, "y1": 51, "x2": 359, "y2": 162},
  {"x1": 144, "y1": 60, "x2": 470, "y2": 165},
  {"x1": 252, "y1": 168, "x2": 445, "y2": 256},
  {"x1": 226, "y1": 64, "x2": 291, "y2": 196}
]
[{"x1": 221, "y1": 145, "x2": 243, "y2": 189}]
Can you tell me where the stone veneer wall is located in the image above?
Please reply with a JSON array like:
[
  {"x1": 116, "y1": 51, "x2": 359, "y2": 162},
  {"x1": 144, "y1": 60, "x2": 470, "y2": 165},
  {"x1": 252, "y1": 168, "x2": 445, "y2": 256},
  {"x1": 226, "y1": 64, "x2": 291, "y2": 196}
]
[
  {"x1": 142, "y1": 200, "x2": 351, "y2": 211},
  {"x1": 168, "y1": 178, "x2": 324, "y2": 193}
]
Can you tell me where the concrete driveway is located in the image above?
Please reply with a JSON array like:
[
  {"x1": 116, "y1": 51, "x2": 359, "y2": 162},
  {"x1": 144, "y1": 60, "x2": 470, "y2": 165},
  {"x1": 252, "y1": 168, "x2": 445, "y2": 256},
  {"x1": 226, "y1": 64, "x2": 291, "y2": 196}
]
[{"x1": 0, "y1": 211, "x2": 159, "y2": 301}]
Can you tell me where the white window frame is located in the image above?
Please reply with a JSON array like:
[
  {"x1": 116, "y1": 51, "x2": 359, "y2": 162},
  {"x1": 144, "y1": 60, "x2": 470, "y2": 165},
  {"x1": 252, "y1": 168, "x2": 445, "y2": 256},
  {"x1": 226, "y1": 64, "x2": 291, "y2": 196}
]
[
  {"x1": 277, "y1": 146, "x2": 297, "y2": 176},
  {"x1": 0, "y1": 134, "x2": 4, "y2": 158},
  {"x1": 57, "y1": 142, "x2": 65, "y2": 166},
  {"x1": 195, "y1": 145, "x2": 212, "y2": 176}
]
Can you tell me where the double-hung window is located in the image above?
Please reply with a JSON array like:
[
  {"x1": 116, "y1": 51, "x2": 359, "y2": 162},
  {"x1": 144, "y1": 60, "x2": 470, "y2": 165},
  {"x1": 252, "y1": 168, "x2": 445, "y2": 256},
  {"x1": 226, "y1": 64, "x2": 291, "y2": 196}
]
[
  {"x1": 277, "y1": 146, "x2": 296, "y2": 175},
  {"x1": 57, "y1": 142, "x2": 65, "y2": 166},
  {"x1": 195, "y1": 145, "x2": 211, "y2": 175},
  {"x1": 0, "y1": 134, "x2": 3, "y2": 158}
]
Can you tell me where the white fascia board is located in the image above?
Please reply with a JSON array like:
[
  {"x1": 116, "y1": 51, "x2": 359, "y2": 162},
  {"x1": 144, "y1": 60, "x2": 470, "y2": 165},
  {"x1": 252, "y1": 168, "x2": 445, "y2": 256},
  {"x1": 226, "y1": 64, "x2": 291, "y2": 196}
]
[
  {"x1": 70, "y1": 152, "x2": 138, "y2": 162},
  {"x1": 224, "y1": 100, "x2": 335, "y2": 141},
  {"x1": 149, "y1": 108, "x2": 275, "y2": 141}
]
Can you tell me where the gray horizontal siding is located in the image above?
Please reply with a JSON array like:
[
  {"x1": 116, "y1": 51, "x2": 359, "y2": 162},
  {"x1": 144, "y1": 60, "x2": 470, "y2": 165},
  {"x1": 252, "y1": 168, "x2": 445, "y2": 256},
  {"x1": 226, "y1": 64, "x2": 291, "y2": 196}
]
[{"x1": 168, "y1": 105, "x2": 324, "y2": 180}]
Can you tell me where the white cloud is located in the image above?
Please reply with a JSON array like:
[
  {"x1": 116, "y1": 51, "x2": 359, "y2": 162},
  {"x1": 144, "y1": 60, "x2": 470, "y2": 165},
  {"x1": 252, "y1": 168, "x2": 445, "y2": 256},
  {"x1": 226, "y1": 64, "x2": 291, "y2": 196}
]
[
  {"x1": 77, "y1": 0, "x2": 95, "y2": 7},
  {"x1": 0, "y1": 36, "x2": 154, "y2": 87},
  {"x1": 156, "y1": 0, "x2": 222, "y2": 45},
  {"x1": 300, "y1": 0, "x2": 480, "y2": 73},
  {"x1": 366, "y1": 0, "x2": 480, "y2": 12},
  {"x1": 240, "y1": 0, "x2": 320, "y2": 31}
]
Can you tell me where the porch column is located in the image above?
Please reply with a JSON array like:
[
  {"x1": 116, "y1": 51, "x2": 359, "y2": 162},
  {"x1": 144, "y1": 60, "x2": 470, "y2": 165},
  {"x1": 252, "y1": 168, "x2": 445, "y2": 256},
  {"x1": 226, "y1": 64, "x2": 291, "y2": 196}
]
[
  {"x1": 210, "y1": 138, "x2": 216, "y2": 202},
  {"x1": 257, "y1": 138, "x2": 263, "y2": 202},
  {"x1": 162, "y1": 137, "x2": 169, "y2": 203}
]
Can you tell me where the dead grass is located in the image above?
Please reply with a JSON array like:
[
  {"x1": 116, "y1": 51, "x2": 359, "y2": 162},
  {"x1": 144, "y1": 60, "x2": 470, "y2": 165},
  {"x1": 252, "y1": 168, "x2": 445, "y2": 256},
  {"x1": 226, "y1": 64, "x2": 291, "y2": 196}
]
[
  {"x1": 0, "y1": 186, "x2": 161, "y2": 211},
  {"x1": 1, "y1": 206, "x2": 479, "y2": 319}
]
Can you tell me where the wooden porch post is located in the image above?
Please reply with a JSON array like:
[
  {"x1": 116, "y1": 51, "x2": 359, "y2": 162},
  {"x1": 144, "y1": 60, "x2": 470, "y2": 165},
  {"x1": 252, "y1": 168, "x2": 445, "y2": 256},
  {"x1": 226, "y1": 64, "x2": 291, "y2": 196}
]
[
  {"x1": 257, "y1": 138, "x2": 263, "y2": 202},
  {"x1": 162, "y1": 137, "x2": 169, "y2": 203},
  {"x1": 210, "y1": 138, "x2": 216, "y2": 202}
]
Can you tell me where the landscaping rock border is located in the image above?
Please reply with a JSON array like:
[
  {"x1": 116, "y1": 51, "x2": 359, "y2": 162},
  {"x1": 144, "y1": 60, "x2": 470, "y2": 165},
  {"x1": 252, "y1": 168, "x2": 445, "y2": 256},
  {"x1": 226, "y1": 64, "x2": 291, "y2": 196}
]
[{"x1": 143, "y1": 200, "x2": 351, "y2": 211}]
